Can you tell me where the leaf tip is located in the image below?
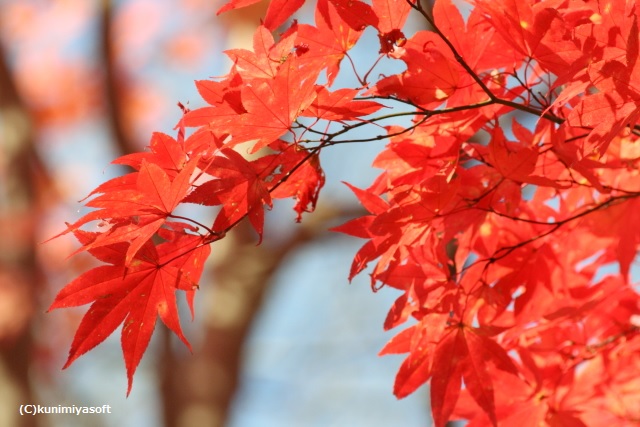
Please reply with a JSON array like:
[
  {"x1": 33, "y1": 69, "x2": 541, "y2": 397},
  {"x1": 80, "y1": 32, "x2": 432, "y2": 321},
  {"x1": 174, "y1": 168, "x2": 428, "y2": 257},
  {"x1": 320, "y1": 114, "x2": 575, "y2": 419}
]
[{"x1": 126, "y1": 379, "x2": 133, "y2": 397}]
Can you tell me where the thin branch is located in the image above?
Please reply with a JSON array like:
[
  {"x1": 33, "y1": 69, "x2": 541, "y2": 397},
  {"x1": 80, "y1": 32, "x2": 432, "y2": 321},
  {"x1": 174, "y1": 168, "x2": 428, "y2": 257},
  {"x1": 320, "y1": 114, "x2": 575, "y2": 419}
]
[
  {"x1": 315, "y1": 115, "x2": 430, "y2": 146},
  {"x1": 459, "y1": 193, "x2": 640, "y2": 277},
  {"x1": 168, "y1": 214, "x2": 218, "y2": 237}
]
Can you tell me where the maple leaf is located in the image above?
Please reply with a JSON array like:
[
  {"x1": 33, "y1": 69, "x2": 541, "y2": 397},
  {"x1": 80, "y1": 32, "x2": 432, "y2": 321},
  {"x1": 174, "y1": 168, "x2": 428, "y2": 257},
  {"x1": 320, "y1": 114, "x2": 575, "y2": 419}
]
[
  {"x1": 225, "y1": 25, "x2": 296, "y2": 80},
  {"x1": 431, "y1": 325, "x2": 518, "y2": 427},
  {"x1": 451, "y1": 368, "x2": 547, "y2": 427},
  {"x1": 328, "y1": 0, "x2": 378, "y2": 31},
  {"x1": 471, "y1": 0, "x2": 549, "y2": 61},
  {"x1": 330, "y1": 183, "x2": 400, "y2": 281},
  {"x1": 372, "y1": 0, "x2": 412, "y2": 33},
  {"x1": 208, "y1": 57, "x2": 320, "y2": 152},
  {"x1": 113, "y1": 131, "x2": 186, "y2": 176},
  {"x1": 255, "y1": 140, "x2": 326, "y2": 222},
  {"x1": 488, "y1": 123, "x2": 560, "y2": 187},
  {"x1": 185, "y1": 147, "x2": 272, "y2": 240},
  {"x1": 293, "y1": 0, "x2": 365, "y2": 85},
  {"x1": 372, "y1": 31, "x2": 460, "y2": 105},
  {"x1": 376, "y1": 254, "x2": 449, "y2": 327},
  {"x1": 383, "y1": 314, "x2": 449, "y2": 398},
  {"x1": 568, "y1": 49, "x2": 640, "y2": 155},
  {"x1": 53, "y1": 130, "x2": 199, "y2": 266},
  {"x1": 372, "y1": 0, "x2": 412, "y2": 53},
  {"x1": 195, "y1": 73, "x2": 244, "y2": 109},
  {"x1": 434, "y1": 0, "x2": 520, "y2": 72},
  {"x1": 49, "y1": 229, "x2": 210, "y2": 395},
  {"x1": 567, "y1": 91, "x2": 640, "y2": 155},
  {"x1": 371, "y1": 127, "x2": 460, "y2": 186},
  {"x1": 584, "y1": 197, "x2": 640, "y2": 282},
  {"x1": 67, "y1": 157, "x2": 198, "y2": 266},
  {"x1": 262, "y1": 0, "x2": 305, "y2": 31},
  {"x1": 300, "y1": 86, "x2": 384, "y2": 121},
  {"x1": 183, "y1": 71, "x2": 247, "y2": 128}
]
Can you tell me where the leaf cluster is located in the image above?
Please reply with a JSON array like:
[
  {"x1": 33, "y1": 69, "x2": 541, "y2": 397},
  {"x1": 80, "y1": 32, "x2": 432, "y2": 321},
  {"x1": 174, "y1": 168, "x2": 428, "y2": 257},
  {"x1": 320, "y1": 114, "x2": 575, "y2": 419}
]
[{"x1": 50, "y1": 0, "x2": 640, "y2": 424}]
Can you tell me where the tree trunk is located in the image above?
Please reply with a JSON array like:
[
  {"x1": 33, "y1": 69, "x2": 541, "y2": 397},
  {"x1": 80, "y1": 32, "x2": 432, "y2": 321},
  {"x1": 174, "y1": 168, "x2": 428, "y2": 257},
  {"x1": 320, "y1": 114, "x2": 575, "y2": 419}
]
[{"x1": 0, "y1": 41, "x2": 46, "y2": 427}]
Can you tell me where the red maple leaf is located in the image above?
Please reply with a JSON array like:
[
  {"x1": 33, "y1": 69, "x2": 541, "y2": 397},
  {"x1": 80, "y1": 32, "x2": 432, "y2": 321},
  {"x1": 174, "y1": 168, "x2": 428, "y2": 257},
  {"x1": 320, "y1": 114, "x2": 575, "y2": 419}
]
[
  {"x1": 225, "y1": 25, "x2": 296, "y2": 79},
  {"x1": 328, "y1": 0, "x2": 378, "y2": 31},
  {"x1": 294, "y1": 0, "x2": 366, "y2": 85},
  {"x1": 568, "y1": 56, "x2": 640, "y2": 155},
  {"x1": 67, "y1": 158, "x2": 198, "y2": 265},
  {"x1": 488, "y1": 124, "x2": 560, "y2": 187},
  {"x1": 253, "y1": 140, "x2": 326, "y2": 222},
  {"x1": 431, "y1": 325, "x2": 518, "y2": 427},
  {"x1": 434, "y1": 0, "x2": 520, "y2": 72},
  {"x1": 55, "y1": 133, "x2": 199, "y2": 266},
  {"x1": 300, "y1": 86, "x2": 384, "y2": 121},
  {"x1": 372, "y1": 31, "x2": 460, "y2": 105},
  {"x1": 381, "y1": 314, "x2": 448, "y2": 398},
  {"x1": 185, "y1": 147, "x2": 272, "y2": 240},
  {"x1": 113, "y1": 131, "x2": 186, "y2": 177},
  {"x1": 372, "y1": 0, "x2": 412, "y2": 53},
  {"x1": 48, "y1": 228, "x2": 210, "y2": 395},
  {"x1": 194, "y1": 72, "x2": 244, "y2": 109},
  {"x1": 330, "y1": 182, "x2": 400, "y2": 281},
  {"x1": 208, "y1": 56, "x2": 320, "y2": 152}
]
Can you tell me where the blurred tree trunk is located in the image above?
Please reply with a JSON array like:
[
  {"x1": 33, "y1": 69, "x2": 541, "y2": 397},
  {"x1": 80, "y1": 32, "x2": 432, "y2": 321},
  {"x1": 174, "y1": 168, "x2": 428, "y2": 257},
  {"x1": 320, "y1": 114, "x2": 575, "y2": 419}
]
[
  {"x1": 100, "y1": 0, "x2": 141, "y2": 156},
  {"x1": 160, "y1": 222, "x2": 296, "y2": 427},
  {"x1": 0, "y1": 43, "x2": 47, "y2": 427},
  {"x1": 158, "y1": 206, "x2": 357, "y2": 427}
]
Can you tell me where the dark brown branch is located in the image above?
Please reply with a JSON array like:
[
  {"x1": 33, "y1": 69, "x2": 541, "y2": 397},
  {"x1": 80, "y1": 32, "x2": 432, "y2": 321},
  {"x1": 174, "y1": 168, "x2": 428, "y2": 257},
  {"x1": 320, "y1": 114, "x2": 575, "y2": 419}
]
[{"x1": 100, "y1": 0, "x2": 139, "y2": 156}]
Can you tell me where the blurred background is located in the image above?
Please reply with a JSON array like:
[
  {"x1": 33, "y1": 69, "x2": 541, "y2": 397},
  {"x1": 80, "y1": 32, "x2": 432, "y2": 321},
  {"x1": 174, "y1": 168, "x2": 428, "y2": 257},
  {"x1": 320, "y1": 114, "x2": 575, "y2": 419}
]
[{"x1": 0, "y1": 0, "x2": 432, "y2": 426}]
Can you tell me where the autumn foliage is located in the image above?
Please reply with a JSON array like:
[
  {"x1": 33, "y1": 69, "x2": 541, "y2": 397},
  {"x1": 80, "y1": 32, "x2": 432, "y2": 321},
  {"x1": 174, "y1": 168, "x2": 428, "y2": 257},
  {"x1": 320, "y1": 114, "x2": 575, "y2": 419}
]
[{"x1": 49, "y1": 0, "x2": 640, "y2": 425}]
